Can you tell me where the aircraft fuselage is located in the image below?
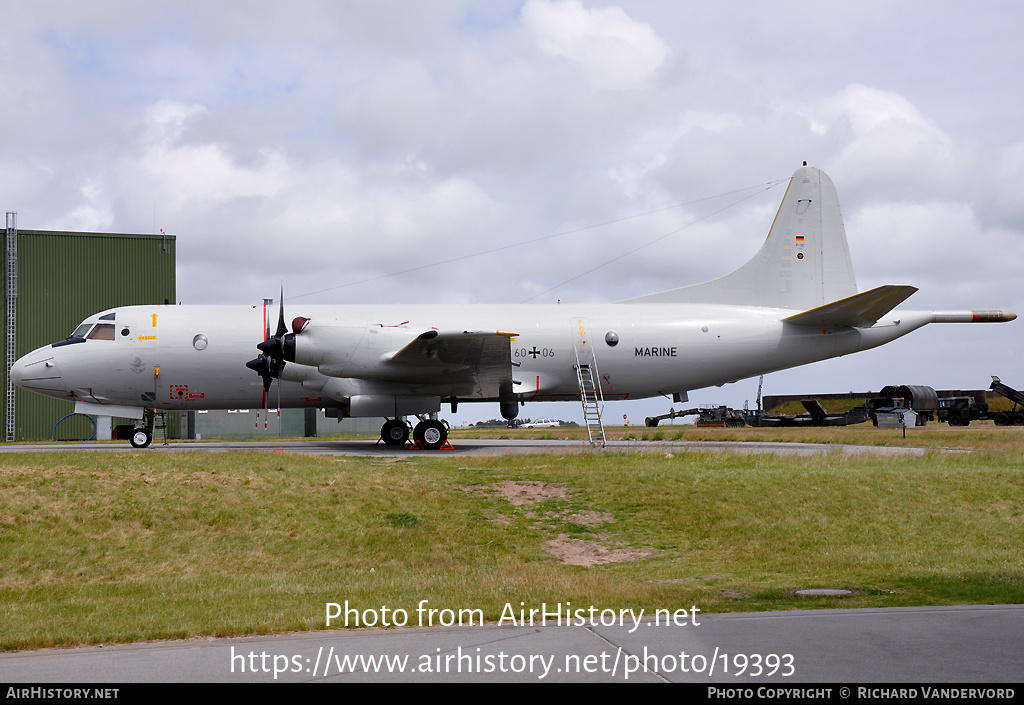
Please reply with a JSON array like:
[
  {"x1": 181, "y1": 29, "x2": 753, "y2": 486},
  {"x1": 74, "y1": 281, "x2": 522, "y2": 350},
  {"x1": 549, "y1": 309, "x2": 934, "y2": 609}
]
[{"x1": 11, "y1": 301, "x2": 930, "y2": 413}]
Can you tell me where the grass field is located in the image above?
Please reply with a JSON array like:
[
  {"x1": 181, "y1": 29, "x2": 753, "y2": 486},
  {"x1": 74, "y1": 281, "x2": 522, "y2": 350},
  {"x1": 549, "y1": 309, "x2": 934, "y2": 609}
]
[
  {"x1": 2, "y1": 425, "x2": 1023, "y2": 650},
  {"x1": 455, "y1": 421, "x2": 1024, "y2": 451}
]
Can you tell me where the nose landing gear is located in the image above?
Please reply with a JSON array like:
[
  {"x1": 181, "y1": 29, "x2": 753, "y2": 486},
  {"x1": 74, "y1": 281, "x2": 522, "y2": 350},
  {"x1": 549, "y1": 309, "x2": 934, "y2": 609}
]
[
  {"x1": 129, "y1": 427, "x2": 153, "y2": 449},
  {"x1": 123, "y1": 409, "x2": 156, "y2": 448}
]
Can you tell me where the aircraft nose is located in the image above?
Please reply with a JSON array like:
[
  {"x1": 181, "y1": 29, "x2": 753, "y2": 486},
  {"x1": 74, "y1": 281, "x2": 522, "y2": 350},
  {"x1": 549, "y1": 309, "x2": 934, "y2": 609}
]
[{"x1": 10, "y1": 349, "x2": 67, "y2": 396}]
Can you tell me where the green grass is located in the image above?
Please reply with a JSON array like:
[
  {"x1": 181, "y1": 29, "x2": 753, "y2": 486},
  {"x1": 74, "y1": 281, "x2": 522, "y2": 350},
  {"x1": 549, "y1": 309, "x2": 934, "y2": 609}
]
[{"x1": 1, "y1": 442, "x2": 1023, "y2": 650}]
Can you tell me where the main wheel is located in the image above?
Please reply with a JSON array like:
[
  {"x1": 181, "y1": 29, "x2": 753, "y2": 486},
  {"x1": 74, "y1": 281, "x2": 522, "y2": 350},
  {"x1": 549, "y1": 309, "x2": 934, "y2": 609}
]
[
  {"x1": 129, "y1": 428, "x2": 152, "y2": 448},
  {"x1": 380, "y1": 419, "x2": 410, "y2": 445},
  {"x1": 413, "y1": 419, "x2": 448, "y2": 450}
]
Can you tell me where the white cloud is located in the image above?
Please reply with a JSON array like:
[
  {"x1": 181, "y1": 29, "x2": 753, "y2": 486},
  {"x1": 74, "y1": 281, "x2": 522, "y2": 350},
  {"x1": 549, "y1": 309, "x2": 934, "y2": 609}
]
[
  {"x1": 812, "y1": 84, "x2": 977, "y2": 199},
  {"x1": 521, "y1": 0, "x2": 670, "y2": 90},
  {"x1": 123, "y1": 100, "x2": 288, "y2": 214},
  {"x1": 993, "y1": 142, "x2": 1024, "y2": 229}
]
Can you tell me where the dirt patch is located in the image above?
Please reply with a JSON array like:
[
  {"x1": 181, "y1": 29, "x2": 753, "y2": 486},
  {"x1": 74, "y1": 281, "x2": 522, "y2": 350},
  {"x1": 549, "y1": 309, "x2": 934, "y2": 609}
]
[
  {"x1": 563, "y1": 510, "x2": 614, "y2": 526},
  {"x1": 495, "y1": 480, "x2": 570, "y2": 506},
  {"x1": 464, "y1": 481, "x2": 653, "y2": 566},
  {"x1": 482, "y1": 509, "x2": 511, "y2": 525},
  {"x1": 463, "y1": 480, "x2": 571, "y2": 506},
  {"x1": 542, "y1": 534, "x2": 660, "y2": 567}
]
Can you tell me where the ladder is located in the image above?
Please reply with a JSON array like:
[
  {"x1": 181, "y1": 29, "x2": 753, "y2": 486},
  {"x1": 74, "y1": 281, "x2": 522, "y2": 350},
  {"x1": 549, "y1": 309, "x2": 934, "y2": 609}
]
[
  {"x1": 5, "y1": 212, "x2": 16, "y2": 443},
  {"x1": 573, "y1": 336, "x2": 606, "y2": 447}
]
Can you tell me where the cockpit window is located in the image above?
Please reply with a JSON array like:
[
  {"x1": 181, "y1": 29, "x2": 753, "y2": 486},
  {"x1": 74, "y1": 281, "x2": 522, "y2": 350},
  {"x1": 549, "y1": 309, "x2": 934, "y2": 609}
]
[
  {"x1": 71, "y1": 323, "x2": 92, "y2": 339},
  {"x1": 86, "y1": 324, "x2": 115, "y2": 340}
]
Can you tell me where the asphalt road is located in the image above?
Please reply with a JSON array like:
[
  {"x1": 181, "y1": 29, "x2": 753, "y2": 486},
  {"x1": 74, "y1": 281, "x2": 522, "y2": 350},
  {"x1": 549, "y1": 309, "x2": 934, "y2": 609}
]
[{"x1": 2, "y1": 605, "x2": 1020, "y2": 683}]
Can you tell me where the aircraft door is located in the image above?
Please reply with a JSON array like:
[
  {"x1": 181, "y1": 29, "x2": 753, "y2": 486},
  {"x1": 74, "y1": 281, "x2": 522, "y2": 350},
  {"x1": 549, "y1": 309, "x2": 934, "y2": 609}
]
[
  {"x1": 111, "y1": 309, "x2": 161, "y2": 406},
  {"x1": 570, "y1": 317, "x2": 593, "y2": 367}
]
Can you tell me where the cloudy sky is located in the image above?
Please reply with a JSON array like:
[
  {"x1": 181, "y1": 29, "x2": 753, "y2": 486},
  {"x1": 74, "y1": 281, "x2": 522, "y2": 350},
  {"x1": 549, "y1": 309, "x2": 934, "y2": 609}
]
[{"x1": 4, "y1": 1, "x2": 1023, "y2": 424}]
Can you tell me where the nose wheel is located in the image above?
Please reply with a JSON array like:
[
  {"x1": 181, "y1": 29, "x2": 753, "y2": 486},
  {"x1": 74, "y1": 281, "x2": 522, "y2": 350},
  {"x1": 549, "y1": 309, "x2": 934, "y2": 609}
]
[{"x1": 129, "y1": 428, "x2": 153, "y2": 449}]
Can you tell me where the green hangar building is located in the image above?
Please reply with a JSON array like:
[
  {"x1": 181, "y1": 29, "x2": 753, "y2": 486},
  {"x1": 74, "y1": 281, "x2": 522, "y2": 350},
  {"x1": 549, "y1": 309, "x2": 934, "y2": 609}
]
[{"x1": 2, "y1": 214, "x2": 176, "y2": 441}]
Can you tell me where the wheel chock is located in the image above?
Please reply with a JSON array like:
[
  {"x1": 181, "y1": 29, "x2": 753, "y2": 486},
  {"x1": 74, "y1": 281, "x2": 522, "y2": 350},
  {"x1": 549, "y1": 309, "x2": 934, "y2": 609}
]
[
  {"x1": 403, "y1": 440, "x2": 455, "y2": 451},
  {"x1": 378, "y1": 436, "x2": 413, "y2": 447}
]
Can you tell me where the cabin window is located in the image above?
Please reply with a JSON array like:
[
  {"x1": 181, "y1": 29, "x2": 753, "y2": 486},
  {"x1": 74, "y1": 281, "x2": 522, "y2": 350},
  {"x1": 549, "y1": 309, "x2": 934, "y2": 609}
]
[{"x1": 86, "y1": 324, "x2": 115, "y2": 340}]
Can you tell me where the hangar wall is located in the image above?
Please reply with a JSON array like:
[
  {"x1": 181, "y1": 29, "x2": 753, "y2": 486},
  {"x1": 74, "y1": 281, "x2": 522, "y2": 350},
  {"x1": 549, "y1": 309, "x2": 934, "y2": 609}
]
[{"x1": 2, "y1": 225, "x2": 176, "y2": 441}]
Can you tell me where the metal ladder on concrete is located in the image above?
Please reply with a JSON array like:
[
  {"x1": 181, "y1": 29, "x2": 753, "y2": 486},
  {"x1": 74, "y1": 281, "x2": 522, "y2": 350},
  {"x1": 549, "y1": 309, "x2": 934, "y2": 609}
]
[{"x1": 573, "y1": 332, "x2": 606, "y2": 447}]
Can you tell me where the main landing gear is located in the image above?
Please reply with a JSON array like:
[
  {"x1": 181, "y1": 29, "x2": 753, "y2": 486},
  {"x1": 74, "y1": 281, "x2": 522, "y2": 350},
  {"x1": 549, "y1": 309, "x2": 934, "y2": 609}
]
[
  {"x1": 378, "y1": 417, "x2": 450, "y2": 450},
  {"x1": 380, "y1": 418, "x2": 411, "y2": 445}
]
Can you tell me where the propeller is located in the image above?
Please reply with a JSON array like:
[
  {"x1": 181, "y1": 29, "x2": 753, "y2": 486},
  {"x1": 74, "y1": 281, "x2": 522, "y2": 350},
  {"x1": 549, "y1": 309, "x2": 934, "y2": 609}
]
[{"x1": 246, "y1": 289, "x2": 294, "y2": 393}]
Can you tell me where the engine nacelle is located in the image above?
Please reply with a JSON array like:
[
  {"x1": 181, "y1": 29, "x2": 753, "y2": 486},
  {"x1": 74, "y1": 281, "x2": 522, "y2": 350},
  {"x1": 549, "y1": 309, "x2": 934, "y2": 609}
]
[{"x1": 285, "y1": 319, "x2": 367, "y2": 372}]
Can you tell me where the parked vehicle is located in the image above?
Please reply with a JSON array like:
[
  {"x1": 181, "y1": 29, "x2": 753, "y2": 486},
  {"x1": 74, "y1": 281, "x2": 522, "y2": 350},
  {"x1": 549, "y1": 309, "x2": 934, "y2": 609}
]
[
  {"x1": 868, "y1": 385, "x2": 937, "y2": 426},
  {"x1": 934, "y1": 377, "x2": 1024, "y2": 426},
  {"x1": 936, "y1": 396, "x2": 988, "y2": 426},
  {"x1": 523, "y1": 418, "x2": 560, "y2": 428},
  {"x1": 988, "y1": 376, "x2": 1024, "y2": 426}
]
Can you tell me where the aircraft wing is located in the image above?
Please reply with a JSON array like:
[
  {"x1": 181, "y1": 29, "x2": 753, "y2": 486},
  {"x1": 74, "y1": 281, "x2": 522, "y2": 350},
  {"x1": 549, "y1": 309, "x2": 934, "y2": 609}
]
[
  {"x1": 383, "y1": 329, "x2": 518, "y2": 398},
  {"x1": 786, "y1": 285, "x2": 918, "y2": 328}
]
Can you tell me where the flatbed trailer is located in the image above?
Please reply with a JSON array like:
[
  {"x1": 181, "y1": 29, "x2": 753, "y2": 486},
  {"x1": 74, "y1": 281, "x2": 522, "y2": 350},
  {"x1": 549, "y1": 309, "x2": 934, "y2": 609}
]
[
  {"x1": 644, "y1": 406, "x2": 746, "y2": 427},
  {"x1": 746, "y1": 400, "x2": 869, "y2": 427}
]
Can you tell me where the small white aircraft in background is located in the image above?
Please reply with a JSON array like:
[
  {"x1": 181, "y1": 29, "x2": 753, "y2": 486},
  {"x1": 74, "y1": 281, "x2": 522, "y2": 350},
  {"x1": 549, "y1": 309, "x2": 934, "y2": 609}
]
[{"x1": 11, "y1": 164, "x2": 1015, "y2": 448}]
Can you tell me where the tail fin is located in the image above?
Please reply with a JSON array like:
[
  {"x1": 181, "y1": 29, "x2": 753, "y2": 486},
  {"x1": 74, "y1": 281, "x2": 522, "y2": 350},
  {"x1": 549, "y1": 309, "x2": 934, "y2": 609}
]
[{"x1": 623, "y1": 165, "x2": 858, "y2": 309}]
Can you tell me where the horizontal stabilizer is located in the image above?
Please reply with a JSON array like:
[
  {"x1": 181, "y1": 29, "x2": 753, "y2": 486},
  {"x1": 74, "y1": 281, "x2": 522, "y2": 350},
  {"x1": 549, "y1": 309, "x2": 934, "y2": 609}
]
[{"x1": 786, "y1": 285, "x2": 918, "y2": 328}]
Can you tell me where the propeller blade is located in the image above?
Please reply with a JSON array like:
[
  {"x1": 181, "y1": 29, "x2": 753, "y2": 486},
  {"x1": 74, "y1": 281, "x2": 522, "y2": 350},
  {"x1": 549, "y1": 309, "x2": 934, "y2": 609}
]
[{"x1": 275, "y1": 287, "x2": 287, "y2": 338}]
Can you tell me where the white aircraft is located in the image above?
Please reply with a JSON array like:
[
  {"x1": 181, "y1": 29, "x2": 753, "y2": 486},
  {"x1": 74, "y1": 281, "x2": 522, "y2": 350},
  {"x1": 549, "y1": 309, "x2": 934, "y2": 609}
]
[{"x1": 10, "y1": 164, "x2": 1015, "y2": 448}]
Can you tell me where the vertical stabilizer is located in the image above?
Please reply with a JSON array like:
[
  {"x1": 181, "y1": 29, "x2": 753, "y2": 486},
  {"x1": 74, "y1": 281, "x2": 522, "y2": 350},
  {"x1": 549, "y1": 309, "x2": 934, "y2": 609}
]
[{"x1": 623, "y1": 165, "x2": 858, "y2": 309}]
